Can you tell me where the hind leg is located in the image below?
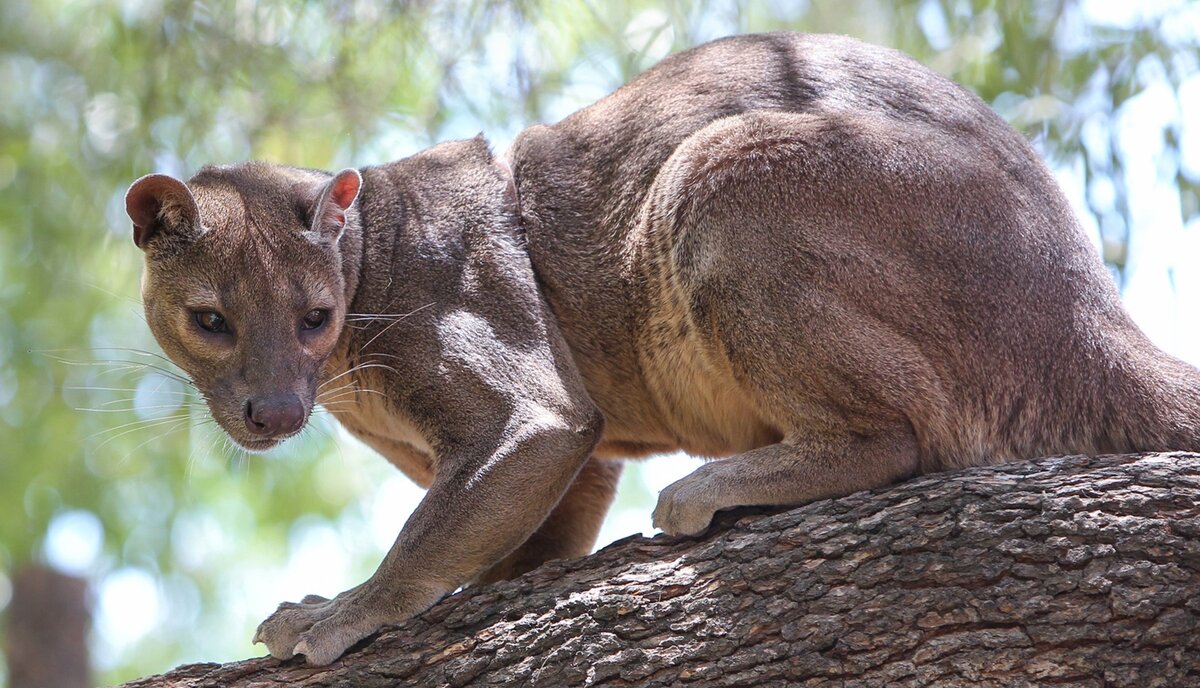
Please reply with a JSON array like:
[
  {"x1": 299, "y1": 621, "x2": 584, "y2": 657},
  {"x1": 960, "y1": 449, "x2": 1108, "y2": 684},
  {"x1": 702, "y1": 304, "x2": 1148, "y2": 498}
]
[
  {"x1": 653, "y1": 424, "x2": 918, "y2": 536},
  {"x1": 641, "y1": 112, "x2": 966, "y2": 535},
  {"x1": 474, "y1": 457, "x2": 622, "y2": 583}
]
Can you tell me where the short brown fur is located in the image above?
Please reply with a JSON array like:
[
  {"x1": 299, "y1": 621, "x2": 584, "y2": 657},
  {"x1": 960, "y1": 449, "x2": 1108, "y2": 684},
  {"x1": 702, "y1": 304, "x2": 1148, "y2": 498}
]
[{"x1": 126, "y1": 33, "x2": 1200, "y2": 665}]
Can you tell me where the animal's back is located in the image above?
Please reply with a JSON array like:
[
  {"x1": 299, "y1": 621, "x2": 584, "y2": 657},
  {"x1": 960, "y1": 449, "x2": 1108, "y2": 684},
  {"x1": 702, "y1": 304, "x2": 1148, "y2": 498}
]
[{"x1": 514, "y1": 32, "x2": 1044, "y2": 259}]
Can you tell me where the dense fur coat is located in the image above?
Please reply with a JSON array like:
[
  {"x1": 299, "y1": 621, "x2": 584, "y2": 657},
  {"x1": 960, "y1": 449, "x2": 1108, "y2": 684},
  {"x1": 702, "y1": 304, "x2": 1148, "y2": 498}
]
[{"x1": 125, "y1": 33, "x2": 1200, "y2": 665}]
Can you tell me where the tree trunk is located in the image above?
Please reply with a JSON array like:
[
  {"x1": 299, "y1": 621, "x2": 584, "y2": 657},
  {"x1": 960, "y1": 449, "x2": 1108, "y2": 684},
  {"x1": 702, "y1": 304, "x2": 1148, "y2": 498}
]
[
  {"x1": 6, "y1": 564, "x2": 90, "y2": 688},
  {"x1": 119, "y1": 452, "x2": 1200, "y2": 687}
]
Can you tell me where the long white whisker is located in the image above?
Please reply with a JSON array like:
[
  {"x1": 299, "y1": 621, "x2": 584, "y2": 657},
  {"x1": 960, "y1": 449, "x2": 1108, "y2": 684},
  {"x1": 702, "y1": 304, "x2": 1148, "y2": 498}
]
[
  {"x1": 97, "y1": 394, "x2": 199, "y2": 408},
  {"x1": 315, "y1": 393, "x2": 366, "y2": 405},
  {"x1": 355, "y1": 352, "x2": 406, "y2": 361},
  {"x1": 317, "y1": 362, "x2": 399, "y2": 391},
  {"x1": 70, "y1": 279, "x2": 143, "y2": 306},
  {"x1": 66, "y1": 385, "x2": 194, "y2": 395},
  {"x1": 88, "y1": 347, "x2": 189, "y2": 373},
  {"x1": 346, "y1": 312, "x2": 432, "y2": 318},
  {"x1": 75, "y1": 404, "x2": 207, "y2": 414},
  {"x1": 91, "y1": 414, "x2": 192, "y2": 450},
  {"x1": 358, "y1": 301, "x2": 435, "y2": 352},
  {"x1": 47, "y1": 352, "x2": 194, "y2": 386},
  {"x1": 315, "y1": 396, "x2": 360, "y2": 409},
  {"x1": 116, "y1": 416, "x2": 198, "y2": 465},
  {"x1": 88, "y1": 412, "x2": 192, "y2": 438},
  {"x1": 314, "y1": 380, "x2": 358, "y2": 398},
  {"x1": 325, "y1": 387, "x2": 387, "y2": 401}
]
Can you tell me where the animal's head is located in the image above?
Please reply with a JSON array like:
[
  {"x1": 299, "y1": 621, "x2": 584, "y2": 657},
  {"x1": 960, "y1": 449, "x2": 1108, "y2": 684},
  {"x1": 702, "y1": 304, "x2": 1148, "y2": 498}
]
[{"x1": 124, "y1": 163, "x2": 361, "y2": 451}]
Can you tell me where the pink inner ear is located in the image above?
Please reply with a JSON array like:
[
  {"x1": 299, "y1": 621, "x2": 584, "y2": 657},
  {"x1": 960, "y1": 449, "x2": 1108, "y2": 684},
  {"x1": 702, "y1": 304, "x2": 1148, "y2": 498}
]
[
  {"x1": 126, "y1": 174, "x2": 196, "y2": 248},
  {"x1": 330, "y1": 172, "x2": 360, "y2": 211},
  {"x1": 127, "y1": 190, "x2": 162, "y2": 233}
]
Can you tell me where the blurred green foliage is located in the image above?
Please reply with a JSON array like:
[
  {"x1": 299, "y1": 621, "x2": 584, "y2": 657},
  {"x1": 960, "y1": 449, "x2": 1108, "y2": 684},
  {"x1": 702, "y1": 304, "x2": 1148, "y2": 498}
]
[{"x1": 0, "y1": 0, "x2": 1197, "y2": 683}]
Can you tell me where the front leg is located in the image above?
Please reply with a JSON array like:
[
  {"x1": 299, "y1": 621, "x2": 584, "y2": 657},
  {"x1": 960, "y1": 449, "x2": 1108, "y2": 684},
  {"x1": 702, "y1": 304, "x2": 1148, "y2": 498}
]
[
  {"x1": 254, "y1": 401, "x2": 601, "y2": 665},
  {"x1": 475, "y1": 456, "x2": 622, "y2": 584}
]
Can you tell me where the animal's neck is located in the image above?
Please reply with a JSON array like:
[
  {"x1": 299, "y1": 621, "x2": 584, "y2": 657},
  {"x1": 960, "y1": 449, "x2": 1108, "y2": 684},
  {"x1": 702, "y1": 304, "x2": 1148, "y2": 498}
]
[{"x1": 323, "y1": 149, "x2": 527, "y2": 387}]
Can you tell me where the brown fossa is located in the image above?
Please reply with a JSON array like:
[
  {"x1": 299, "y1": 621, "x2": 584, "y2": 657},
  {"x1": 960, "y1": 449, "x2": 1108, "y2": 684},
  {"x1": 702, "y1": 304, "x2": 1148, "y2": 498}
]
[{"x1": 124, "y1": 33, "x2": 1200, "y2": 665}]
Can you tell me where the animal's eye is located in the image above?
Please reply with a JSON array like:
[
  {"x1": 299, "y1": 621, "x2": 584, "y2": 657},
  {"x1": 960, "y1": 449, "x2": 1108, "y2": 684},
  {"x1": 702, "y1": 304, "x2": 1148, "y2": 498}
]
[
  {"x1": 301, "y1": 309, "x2": 328, "y2": 331},
  {"x1": 194, "y1": 311, "x2": 229, "y2": 334}
]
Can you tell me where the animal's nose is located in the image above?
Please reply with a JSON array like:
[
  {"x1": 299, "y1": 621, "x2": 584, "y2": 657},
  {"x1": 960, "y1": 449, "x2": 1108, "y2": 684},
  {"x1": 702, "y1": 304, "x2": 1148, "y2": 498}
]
[{"x1": 244, "y1": 394, "x2": 305, "y2": 436}]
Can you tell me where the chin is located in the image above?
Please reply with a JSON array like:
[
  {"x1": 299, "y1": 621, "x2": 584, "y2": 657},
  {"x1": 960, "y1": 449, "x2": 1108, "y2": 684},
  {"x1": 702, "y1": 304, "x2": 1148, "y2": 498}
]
[
  {"x1": 228, "y1": 430, "x2": 304, "y2": 454},
  {"x1": 235, "y1": 437, "x2": 285, "y2": 454}
]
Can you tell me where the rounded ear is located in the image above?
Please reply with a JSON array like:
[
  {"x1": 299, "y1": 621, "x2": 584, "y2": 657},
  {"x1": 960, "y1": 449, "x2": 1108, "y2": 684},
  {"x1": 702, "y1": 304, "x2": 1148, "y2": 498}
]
[
  {"x1": 125, "y1": 174, "x2": 200, "y2": 250},
  {"x1": 310, "y1": 168, "x2": 362, "y2": 244},
  {"x1": 329, "y1": 168, "x2": 362, "y2": 210}
]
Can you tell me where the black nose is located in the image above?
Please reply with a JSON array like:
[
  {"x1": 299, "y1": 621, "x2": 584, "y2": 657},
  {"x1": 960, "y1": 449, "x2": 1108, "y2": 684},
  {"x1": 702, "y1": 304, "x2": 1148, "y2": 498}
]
[{"x1": 244, "y1": 394, "x2": 305, "y2": 436}]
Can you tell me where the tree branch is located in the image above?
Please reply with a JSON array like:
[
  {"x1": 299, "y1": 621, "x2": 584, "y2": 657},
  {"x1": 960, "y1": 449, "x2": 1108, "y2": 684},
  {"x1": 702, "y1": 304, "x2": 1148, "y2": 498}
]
[{"x1": 119, "y1": 452, "x2": 1200, "y2": 687}]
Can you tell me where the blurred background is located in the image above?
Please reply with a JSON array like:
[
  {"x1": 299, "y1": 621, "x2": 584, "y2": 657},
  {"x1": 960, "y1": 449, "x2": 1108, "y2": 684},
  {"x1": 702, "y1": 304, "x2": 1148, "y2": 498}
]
[{"x1": 1, "y1": 0, "x2": 1199, "y2": 685}]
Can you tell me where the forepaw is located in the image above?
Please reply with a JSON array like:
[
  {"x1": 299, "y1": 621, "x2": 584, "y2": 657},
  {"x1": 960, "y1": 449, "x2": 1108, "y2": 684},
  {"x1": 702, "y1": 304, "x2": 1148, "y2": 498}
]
[
  {"x1": 652, "y1": 466, "x2": 722, "y2": 536},
  {"x1": 253, "y1": 588, "x2": 385, "y2": 666}
]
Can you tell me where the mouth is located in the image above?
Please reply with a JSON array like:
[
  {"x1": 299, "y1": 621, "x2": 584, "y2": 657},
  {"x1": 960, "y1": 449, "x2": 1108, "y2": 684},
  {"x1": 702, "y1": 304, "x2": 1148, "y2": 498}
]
[
  {"x1": 228, "y1": 425, "x2": 306, "y2": 454},
  {"x1": 235, "y1": 436, "x2": 286, "y2": 453}
]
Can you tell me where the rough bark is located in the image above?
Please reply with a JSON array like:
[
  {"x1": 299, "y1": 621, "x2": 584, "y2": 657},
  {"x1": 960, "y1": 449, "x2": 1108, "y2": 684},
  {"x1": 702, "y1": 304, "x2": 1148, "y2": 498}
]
[
  {"x1": 120, "y1": 452, "x2": 1200, "y2": 687},
  {"x1": 6, "y1": 564, "x2": 91, "y2": 688}
]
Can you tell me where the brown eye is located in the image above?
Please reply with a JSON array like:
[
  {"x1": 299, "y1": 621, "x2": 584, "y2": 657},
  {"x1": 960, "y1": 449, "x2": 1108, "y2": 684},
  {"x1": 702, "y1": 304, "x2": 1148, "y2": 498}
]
[
  {"x1": 194, "y1": 311, "x2": 229, "y2": 334},
  {"x1": 301, "y1": 309, "x2": 328, "y2": 331}
]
